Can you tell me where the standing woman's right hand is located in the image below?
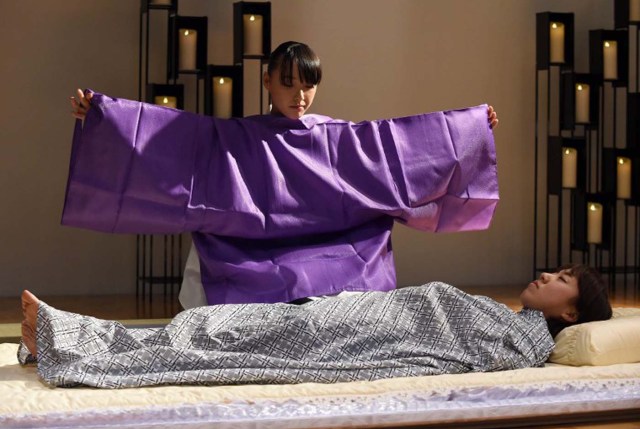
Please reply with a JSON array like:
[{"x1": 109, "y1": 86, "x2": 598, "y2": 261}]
[{"x1": 70, "y1": 88, "x2": 93, "y2": 120}]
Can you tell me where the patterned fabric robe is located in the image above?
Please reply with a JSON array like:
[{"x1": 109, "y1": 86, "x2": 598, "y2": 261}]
[{"x1": 19, "y1": 283, "x2": 554, "y2": 388}]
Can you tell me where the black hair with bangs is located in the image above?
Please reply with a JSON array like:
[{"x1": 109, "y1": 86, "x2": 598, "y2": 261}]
[
  {"x1": 267, "y1": 41, "x2": 322, "y2": 86},
  {"x1": 546, "y1": 263, "x2": 612, "y2": 338}
]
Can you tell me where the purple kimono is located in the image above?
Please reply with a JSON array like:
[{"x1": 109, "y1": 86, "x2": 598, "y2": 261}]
[{"x1": 62, "y1": 91, "x2": 498, "y2": 304}]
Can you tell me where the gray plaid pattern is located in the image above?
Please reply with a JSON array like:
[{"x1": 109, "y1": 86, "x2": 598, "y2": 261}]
[{"x1": 20, "y1": 283, "x2": 554, "y2": 388}]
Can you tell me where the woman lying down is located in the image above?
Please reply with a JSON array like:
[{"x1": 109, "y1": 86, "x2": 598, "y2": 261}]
[{"x1": 19, "y1": 264, "x2": 611, "y2": 389}]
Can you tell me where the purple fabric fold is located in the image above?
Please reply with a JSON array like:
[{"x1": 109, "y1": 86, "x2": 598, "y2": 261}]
[{"x1": 62, "y1": 91, "x2": 498, "y2": 304}]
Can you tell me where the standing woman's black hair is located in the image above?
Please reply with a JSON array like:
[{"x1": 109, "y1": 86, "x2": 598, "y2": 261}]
[{"x1": 267, "y1": 41, "x2": 322, "y2": 86}]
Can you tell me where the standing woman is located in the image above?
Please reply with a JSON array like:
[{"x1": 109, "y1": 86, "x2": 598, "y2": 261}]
[{"x1": 68, "y1": 41, "x2": 500, "y2": 307}]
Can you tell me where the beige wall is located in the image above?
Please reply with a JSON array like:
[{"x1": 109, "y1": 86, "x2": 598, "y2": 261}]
[{"x1": 0, "y1": 0, "x2": 613, "y2": 297}]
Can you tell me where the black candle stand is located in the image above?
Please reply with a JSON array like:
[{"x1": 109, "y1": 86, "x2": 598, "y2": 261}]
[
  {"x1": 534, "y1": 3, "x2": 640, "y2": 301},
  {"x1": 146, "y1": 83, "x2": 185, "y2": 110},
  {"x1": 136, "y1": 1, "x2": 271, "y2": 305},
  {"x1": 234, "y1": 1, "x2": 271, "y2": 114},
  {"x1": 204, "y1": 65, "x2": 244, "y2": 118},
  {"x1": 137, "y1": 0, "x2": 186, "y2": 306},
  {"x1": 589, "y1": 29, "x2": 629, "y2": 87},
  {"x1": 167, "y1": 15, "x2": 208, "y2": 80}
]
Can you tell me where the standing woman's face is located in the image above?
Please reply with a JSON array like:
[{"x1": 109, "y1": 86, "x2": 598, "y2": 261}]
[{"x1": 263, "y1": 63, "x2": 317, "y2": 120}]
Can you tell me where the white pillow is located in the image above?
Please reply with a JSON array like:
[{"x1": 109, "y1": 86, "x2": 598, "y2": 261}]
[{"x1": 549, "y1": 307, "x2": 640, "y2": 366}]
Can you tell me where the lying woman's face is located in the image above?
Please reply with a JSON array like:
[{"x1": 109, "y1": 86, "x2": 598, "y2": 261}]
[
  {"x1": 263, "y1": 62, "x2": 317, "y2": 120},
  {"x1": 520, "y1": 269, "x2": 579, "y2": 322}
]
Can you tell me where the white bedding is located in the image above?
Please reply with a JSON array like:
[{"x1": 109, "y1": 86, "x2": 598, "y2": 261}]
[{"x1": 1, "y1": 343, "x2": 639, "y2": 428}]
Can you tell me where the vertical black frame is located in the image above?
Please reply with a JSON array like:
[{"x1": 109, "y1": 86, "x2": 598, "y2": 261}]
[
  {"x1": 536, "y1": 12, "x2": 575, "y2": 70},
  {"x1": 571, "y1": 191, "x2": 613, "y2": 251},
  {"x1": 602, "y1": 149, "x2": 639, "y2": 206},
  {"x1": 560, "y1": 72, "x2": 600, "y2": 130},
  {"x1": 615, "y1": 0, "x2": 640, "y2": 28},
  {"x1": 233, "y1": 1, "x2": 271, "y2": 64},
  {"x1": 146, "y1": 84, "x2": 185, "y2": 110},
  {"x1": 548, "y1": 137, "x2": 587, "y2": 195},
  {"x1": 589, "y1": 29, "x2": 629, "y2": 87},
  {"x1": 141, "y1": 0, "x2": 177, "y2": 13},
  {"x1": 204, "y1": 65, "x2": 244, "y2": 117},
  {"x1": 167, "y1": 15, "x2": 208, "y2": 80},
  {"x1": 628, "y1": 94, "x2": 640, "y2": 150}
]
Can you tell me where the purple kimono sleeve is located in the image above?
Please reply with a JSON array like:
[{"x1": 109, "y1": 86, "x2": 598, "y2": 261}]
[
  {"x1": 62, "y1": 92, "x2": 201, "y2": 233},
  {"x1": 330, "y1": 107, "x2": 499, "y2": 232},
  {"x1": 61, "y1": 91, "x2": 498, "y2": 236}
]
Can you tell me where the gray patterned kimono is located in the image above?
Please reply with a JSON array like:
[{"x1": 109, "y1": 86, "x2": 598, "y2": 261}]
[{"x1": 19, "y1": 283, "x2": 555, "y2": 388}]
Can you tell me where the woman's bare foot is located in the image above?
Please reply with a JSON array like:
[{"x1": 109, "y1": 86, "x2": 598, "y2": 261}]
[{"x1": 21, "y1": 290, "x2": 39, "y2": 357}]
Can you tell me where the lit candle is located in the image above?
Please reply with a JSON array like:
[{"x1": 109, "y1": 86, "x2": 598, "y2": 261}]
[
  {"x1": 179, "y1": 29, "x2": 197, "y2": 71},
  {"x1": 587, "y1": 203, "x2": 603, "y2": 244},
  {"x1": 213, "y1": 77, "x2": 233, "y2": 118},
  {"x1": 549, "y1": 22, "x2": 565, "y2": 63},
  {"x1": 243, "y1": 14, "x2": 263, "y2": 55},
  {"x1": 154, "y1": 96, "x2": 177, "y2": 109},
  {"x1": 562, "y1": 147, "x2": 578, "y2": 188},
  {"x1": 631, "y1": 0, "x2": 640, "y2": 21},
  {"x1": 575, "y1": 84, "x2": 590, "y2": 123},
  {"x1": 617, "y1": 157, "x2": 632, "y2": 199},
  {"x1": 603, "y1": 41, "x2": 618, "y2": 80}
]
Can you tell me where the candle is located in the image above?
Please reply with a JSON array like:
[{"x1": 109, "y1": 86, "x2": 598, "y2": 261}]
[
  {"x1": 243, "y1": 14, "x2": 263, "y2": 55},
  {"x1": 575, "y1": 84, "x2": 590, "y2": 123},
  {"x1": 562, "y1": 147, "x2": 578, "y2": 188},
  {"x1": 587, "y1": 203, "x2": 603, "y2": 244},
  {"x1": 213, "y1": 77, "x2": 233, "y2": 118},
  {"x1": 179, "y1": 29, "x2": 197, "y2": 71},
  {"x1": 154, "y1": 96, "x2": 177, "y2": 109},
  {"x1": 631, "y1": 0, "x2": 640, "y2": 21},
  {"x1": 549, "y1": 22, "x2": 565, "y2": 64},
  {"x1": 617, "y1": 157, "x2": 632, "y2": 199},
  {"x1": 603, "y1": 40, "x2": 618, "y2": 80}
]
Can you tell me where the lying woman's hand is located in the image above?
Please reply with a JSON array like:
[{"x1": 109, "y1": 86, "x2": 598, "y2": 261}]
[
  {"x1": 70, "y1": 88, "x2": 93, "y2": 120},
  {"x1": 488, "y1": 105, "x2": 499, "y2": 129}
]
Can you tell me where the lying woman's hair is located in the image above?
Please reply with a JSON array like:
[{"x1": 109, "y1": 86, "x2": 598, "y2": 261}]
[
  {"x1": 267, "y1": 41, "x2": 322, "y2": 86},
  {"x1": 547, "y1": 263, "x2": 612, "y2": 338}
]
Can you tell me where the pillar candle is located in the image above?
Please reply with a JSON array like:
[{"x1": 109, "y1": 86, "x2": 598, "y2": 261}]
[
  {"x1": 617, "y1": 157, "x2": 632, "y2": 199},
  {"x1": 603, "y1": 41, "x2": 618, "y2": 80},
  {"x1": 243, "y1": 14, "x2": 263, "y2": 55},
  {"x1": 549, "y1": 22, "x2": 565, "y2": 64},
  {"x1": 562, "y1": 148, "x2": 578, "y2": 188},
  {"x1": 213, "y1": 77, "x2": 233, "y2": 118},
  {"x1": 179, "y1": 29, "x2": 197, "y2": 71},
  {"x1": 575, "y1": 84, "x2": 590, "y2": 123},
  {"x1": 631, "y1": 0, "x2": 640, "y2": 21},
  {"x1": 587, "y1": 203, "x2": 603, "y2": 244},
  {"x1": 154, "y1": 96, "x2": 177, "y2": 109}
]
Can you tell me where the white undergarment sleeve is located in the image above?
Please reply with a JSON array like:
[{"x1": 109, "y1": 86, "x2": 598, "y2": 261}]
[{"x1": 178, "y1": 243, "x2": 208, "y2": 309}]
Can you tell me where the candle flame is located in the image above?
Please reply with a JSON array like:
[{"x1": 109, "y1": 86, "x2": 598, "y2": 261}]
[
  {"x1": 604, "y1": 41, "x2": 610, "y2": 48},
  {"x1": 219, "y1": 78, "x2": 225, "y2": 84},
  {"x1": 618, "y1": 157, "x2": 626, "y2": 165},
  {"x1": 589, "y1": 203, "x2": 598, "y2": 211},
  {"x1": 551, "y1": 22, "x2": 558, "y2": 29},
  {"x1": 564, "y1": 149, "x2": 571, "y2": 155},
  {"x1": 250, "y1": 15, "x2": 255, "y2": 21},
  {"x1": 184, "y1": 30, "x2": 190, "y2": 36},
  {"x1": 163, "y1": 97, "x2": 169, "y2": 104},
  {"x1": 577, "y1": 84, "x2": 583, "y2": 91}
]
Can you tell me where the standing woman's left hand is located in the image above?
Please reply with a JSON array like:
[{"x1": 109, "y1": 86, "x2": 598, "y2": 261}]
[{"x1": 488, "y1": 105, "x2": 499, "y2": 129}]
